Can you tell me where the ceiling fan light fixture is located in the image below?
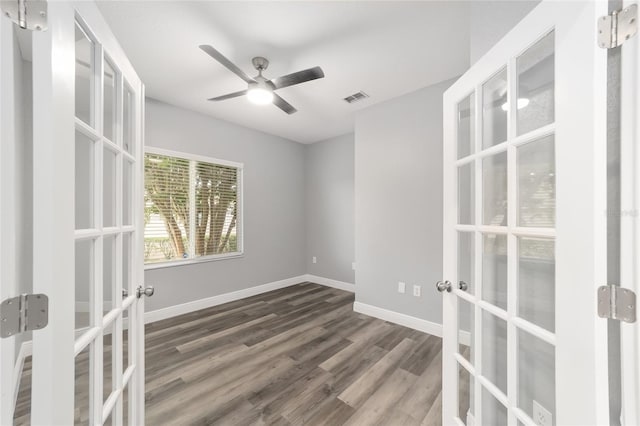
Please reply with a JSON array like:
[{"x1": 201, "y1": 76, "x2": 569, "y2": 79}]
[
  {"x1": 247, "y1": 86, "x2": 274, "y2": 105},
  {"x1": 200, "y1": 45, "x2": 324, "y2": 114}
]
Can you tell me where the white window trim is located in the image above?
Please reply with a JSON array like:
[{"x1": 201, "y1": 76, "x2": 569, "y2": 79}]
[
  {"x1": 144, "y1": 252, "x2": 244, "y2": 270},
  {"x1": 143, "y1": 146, "x2": 244, "y2": 267}
]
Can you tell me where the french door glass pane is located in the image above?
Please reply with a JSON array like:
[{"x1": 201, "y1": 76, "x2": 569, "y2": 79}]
[
  {"x1": 76, "y1": 131, "x2": 95, "y2": 230},
  {"x1": 458, "y1": 364, "x2": 474, "y2": 424},
  {"x1": 482, "y1": 68, "x2": 508, "y2": 148},
  {"x1": 482, "y1": 234, "x2": 507, "y2": 310},
  {"x1": 75, "y1": 344, "x2": 91, "y2": 425},
  {"x1": 458, "y1": 93, "x2": 475, "y2": 159},
  {"x1": 517, "y1": 136, "x2": 555, "y2": 228},
  {"x1": 481, "y1": 311, "x2": 507, "y2": 394},
  {"x1": 123, "y1": 160, "x2": 133, "y2": 226},
  {"x1": 123, "y1": 85, "x2": 134, "y2": 154},
  {"x1": 482, "y1": 388, "x2": 508, "y2": 426},
  {"x1": 103, "y1": 322, "x2": 114, "y2": 404},
  {"x1": 458, "y1": 162, "x2": 475, "y2": 225},
  {"x1": 75, "y1": 24, "x2": 93, "y2": 126},
  {"x1": 75, "y1": 239, "x2": 93, "y2": 330},
  {"x1": 123, "y1": 384, "x2": 130, "y2": 425},
  {"x1": 518, "y1": 237, "x2": 555, "y2": 332},
  {"x1": 123, "y1": 232, "x2": 131, "y2": 295},
  {"x1": 458, "y1": 298, "x2": 474, "y2": 364},
  {"x1": 458, "y1": 232, "x2": 475, "y2": 295},
  {"x1": 517, "y1": 31, "x2": 555, "y2": 135},
  {"x1": 104, "y1": 148, "x2": 117, "y2": 227},
  {"x1": 483, "y1": 152, "x2": 508, "y2": 226},
  {"x1": 104, "y1": 58, "x2": 117, "y2": 142},
  {"x1": 517, "y1": 329, "x2": 556, "y2": 424},
  {"x1": 104, "y1": 235, "x2": 116, "y2": 315},
  {"x1": 123, "y1": 310, "x2": 130, "y2": 370}
]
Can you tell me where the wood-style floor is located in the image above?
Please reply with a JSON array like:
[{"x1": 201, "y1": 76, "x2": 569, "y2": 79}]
[{"x1": 15, "y1": 282, "x2": 449, "y2": 425}]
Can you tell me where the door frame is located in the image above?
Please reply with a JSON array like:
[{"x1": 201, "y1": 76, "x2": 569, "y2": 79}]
[
  {"x1": 0, "y1": 12, "x2": 20, "y2": 426},
  {"x1": 30, "y1": 2, "x2": 76, "y2": 423},
  {"x1": 442, "y1": 1, "x2": 610, "y2": 424},
  {"x1": 620, "y1": 0, "x2": 640, "y2": 423}
]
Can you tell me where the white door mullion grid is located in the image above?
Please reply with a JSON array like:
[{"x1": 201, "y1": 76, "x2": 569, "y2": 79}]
[
  {"x1": 506, "y1": 55, "x2": 518, "y2": 426},
  {"x1": 72, "y1": 8, "x2": 146, "y2": 423}
]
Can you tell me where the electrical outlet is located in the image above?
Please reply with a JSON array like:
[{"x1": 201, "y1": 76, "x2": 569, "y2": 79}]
[
  {"x1": 352, "y1": 262, "x2": 356, "y2": 271},
  {"x1": 312, "y1": 256, "x2": 317, "y2": 264},
  {"x1": 413, "y1": 285, "x2": 421, "y2": 297},
  {"x1": 533, "y1": 401, "x2": 552, "y2": 426},
  {"x1": 398, "y1": 282, "x2": 406, "y2": 294}
]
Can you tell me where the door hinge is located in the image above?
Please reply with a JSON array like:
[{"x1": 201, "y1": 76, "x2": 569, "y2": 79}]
[
  {"x1": 0, "y1": 0, "x2": 47, "y2": 31},
  {"x1": 598, "y1": 285, "x2": 636, "y2": 323},
  {"x1": 598, "y1": 4, "x2": 637, "y2": 49},
  {"x1": 0, "y1": 294, "x2": 49, "y2": 338}
]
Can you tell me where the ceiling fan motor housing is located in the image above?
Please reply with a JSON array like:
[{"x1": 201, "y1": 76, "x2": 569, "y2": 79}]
[{"x1": 252, "y1": 56, "x2": 269, "y2": 71}]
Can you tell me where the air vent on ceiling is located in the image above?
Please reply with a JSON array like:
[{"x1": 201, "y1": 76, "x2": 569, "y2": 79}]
[{"x1": 343, "y1": 91, "x2": 370, "y2": 104}]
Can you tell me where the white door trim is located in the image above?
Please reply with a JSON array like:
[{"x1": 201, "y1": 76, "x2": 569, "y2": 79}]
[
  {"x1": 0, "y1": 14, "x2": 18, "y2": 426},
  {"x1": 620, "y1": 0, "x2": 640, "y2": 423}
]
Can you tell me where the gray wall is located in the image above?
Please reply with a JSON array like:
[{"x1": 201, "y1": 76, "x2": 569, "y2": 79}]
[
  {"x1": 469, "y1": 1, "x2": 540, "y2": 65},
  {"x1": 354, "y1": 78, "x2": 455, "y2": 324},
  {"x1": 305, "y1": 134, "x2": 355, "y2": 284},
  {"x1": 144, "y1": 98, "x2": 306, "y2": 312}
]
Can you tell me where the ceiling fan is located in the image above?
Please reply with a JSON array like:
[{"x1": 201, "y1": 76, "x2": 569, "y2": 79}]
[{"x1": 199, "y1": 45, "x2": 325, "y2": 115}]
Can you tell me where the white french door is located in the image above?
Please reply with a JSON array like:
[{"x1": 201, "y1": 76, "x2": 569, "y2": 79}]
[
  {"x1": 442, "y1": 1, "x2": 609, "y2": 425},
  {"x1": 0, "y1": 1, "x2": 145, "y2": 424}
]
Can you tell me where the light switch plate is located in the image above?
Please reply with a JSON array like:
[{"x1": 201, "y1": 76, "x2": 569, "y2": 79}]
[
  {"x1": 352, "y1": 262, "x2": 356, "y2": 270},
  {"x1": 413, "y1": 285, "x2": 421, "y2": 297},
  {"x1": 533, "y1": 400, "x2": 552, "y2": 426},
  {"x1": 398, "y1": 282, "x2": 406, "y2": 294},
  {"x1": 312, "y1": 256, "x2": 317, "y2": 264}
]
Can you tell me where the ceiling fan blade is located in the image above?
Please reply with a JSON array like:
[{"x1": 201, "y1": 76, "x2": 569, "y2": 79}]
[
  {"x1": 272, "y1": 94, "x2": 297, "y2": 115},
  {"x1": 199, "y1": 45, "x2": 255, "y2": 84},
  {"x1": 207, "y1": 90, "x2": 247, "y2": 101},
  {"x1": 269, "y1": 66, "x2": 324, "y2": 90}
]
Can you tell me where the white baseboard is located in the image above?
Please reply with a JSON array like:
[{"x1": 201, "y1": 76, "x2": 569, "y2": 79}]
[
  {"x1": 12, "y1": 275, "x2": 463, "y2": 415},
  {"x1": 144, "y1": 275, "x2": 307, "y2": 324},
  {"x1": 304, "y1": 274, "x2": 355, "y2": 293},
  {"x1": 353, "y1": 301, "x2": 443, "y2": 337},
  {"x1": 352, "y1": 301, "x2": 471, "y2": 345}
]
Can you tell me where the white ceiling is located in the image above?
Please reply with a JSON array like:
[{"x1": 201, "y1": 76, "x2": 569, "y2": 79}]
[{"x1": 97, "y1": 1, "x2": 471, "y2": 144}]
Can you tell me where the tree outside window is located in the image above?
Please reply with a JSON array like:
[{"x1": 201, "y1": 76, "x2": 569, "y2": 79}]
[{"x1": 144, "y1": 151, "x2": 241, "y2": 264}]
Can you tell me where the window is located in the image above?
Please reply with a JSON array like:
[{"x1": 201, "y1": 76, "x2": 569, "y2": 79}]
[{"x1": 144, "y1": 149, "x2": 242, "y2": 265}]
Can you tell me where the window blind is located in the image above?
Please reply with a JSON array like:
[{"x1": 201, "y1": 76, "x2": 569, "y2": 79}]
[{"x1": 144, "y1": 152, "x2": 240, "y2": 264}]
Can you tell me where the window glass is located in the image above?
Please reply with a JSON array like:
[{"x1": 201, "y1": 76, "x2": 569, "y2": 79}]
[{"x1": 144, "y1": 152, "x2": 241, "y2": 264}]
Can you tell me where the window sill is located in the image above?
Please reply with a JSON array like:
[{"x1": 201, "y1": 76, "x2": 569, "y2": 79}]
[{"x1": 144, "y1": 252, "x2": 244, "y2": 271}]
